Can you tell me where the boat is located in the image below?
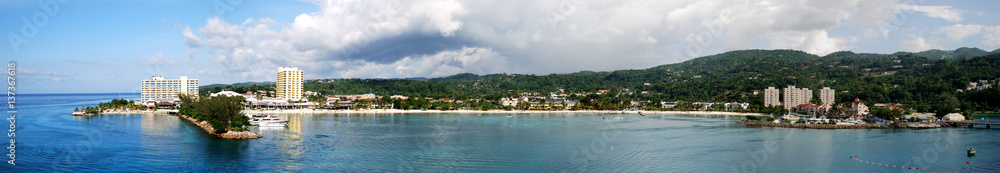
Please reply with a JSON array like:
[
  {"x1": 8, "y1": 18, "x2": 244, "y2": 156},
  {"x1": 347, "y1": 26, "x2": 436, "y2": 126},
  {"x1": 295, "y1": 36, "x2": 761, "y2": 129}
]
[
  {"x1": 249, "y1": 114, "x2": 288, "y2": 127},
  {"x1": 638, "y1": 111, "x2": 645, "y2": 116},
  {"x1": 968, "y1": 148, "x2": 976, "y2": 156},
  {"x1": 259, "y1": 120, "x2": 288, "y2": 127}
]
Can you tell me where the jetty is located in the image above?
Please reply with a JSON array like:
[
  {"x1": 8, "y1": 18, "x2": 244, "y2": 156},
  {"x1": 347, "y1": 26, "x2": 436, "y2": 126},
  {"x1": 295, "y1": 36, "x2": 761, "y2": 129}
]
[
  {"x1": 736, "y1": 120, "x2": 953, "y2": 129},
  {"x1": 737, "y1": 120, "x2": 892, "y2": 129},
  {"x1": 177, "y1": 114, "x2": 261, "y2": 140},
  {"x1": 945, "y1": 120, "x2": 999, "y2": 129}
]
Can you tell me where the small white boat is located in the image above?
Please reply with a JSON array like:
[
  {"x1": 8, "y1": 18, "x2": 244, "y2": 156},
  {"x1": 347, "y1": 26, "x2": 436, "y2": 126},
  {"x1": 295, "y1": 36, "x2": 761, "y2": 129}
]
[
  {"x1": 249, "y1": 115, "x2": 288, "y2": 127},
  {"x1": 258, "y1": 120, "x2": 288, "y2": 127}
]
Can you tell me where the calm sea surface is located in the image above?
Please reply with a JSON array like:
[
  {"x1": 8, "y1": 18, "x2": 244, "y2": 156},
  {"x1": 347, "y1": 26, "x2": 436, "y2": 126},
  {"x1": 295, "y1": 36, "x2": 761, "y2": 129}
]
[{"x1": 4, "y1": 93, "x2": 998, "y2": 172}]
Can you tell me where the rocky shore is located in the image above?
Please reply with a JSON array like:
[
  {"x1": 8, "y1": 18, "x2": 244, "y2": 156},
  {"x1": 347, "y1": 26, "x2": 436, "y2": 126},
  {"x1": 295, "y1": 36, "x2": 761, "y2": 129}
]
[
  {"x1": 177, "y1": 114, "x2": 261, "y2": 140},
  {"x1": 243, "y1": 109, "x2": 769, "y2": 116},
  {"x1": 737, "y1": 120, "x2": 893, "y2": 129},
  {"x1": 737, "y1": 120, "x2": 952, "y2": 129}
]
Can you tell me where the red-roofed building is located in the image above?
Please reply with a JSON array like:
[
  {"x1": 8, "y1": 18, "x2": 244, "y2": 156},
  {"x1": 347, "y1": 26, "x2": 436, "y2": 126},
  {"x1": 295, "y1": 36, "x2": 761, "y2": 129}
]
[{"x1": 851, "y1": 98, "x2": 869, "y2": 116}]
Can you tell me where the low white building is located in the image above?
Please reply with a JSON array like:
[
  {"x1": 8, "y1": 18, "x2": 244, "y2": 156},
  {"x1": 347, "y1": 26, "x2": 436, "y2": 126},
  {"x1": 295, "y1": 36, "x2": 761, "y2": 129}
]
[
  {"x1": 943, "y1": 113, "x2": 965, "y2": 121},
  {"x1": 210, "y1": 90, "x2": 243, "y2": 98}
]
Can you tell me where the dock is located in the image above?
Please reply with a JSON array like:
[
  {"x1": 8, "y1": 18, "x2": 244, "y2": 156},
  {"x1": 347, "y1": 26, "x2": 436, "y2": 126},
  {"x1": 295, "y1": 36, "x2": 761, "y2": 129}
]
[{"x1": 945, "y1": 120, "x2": 1000, "y2": 129}]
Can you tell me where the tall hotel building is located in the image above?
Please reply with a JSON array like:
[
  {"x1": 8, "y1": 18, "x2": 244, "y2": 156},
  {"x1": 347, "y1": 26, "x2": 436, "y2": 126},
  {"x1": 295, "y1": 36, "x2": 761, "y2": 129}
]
[
  {"x1": 276, "y1": 67, "x2": 304, "y2": 101},
  {"x1": 141, "y1": 76, "x2": 198, "y2": 102},
  {"x1": 819, "y1": 87, "x2": 835, "y2": 106},
  {"x1": 782, "y1": 86, "x2": 812, "y2": 110},
  {"x1": 763, "y1": 87, "x2": 781, "y2": 107}
]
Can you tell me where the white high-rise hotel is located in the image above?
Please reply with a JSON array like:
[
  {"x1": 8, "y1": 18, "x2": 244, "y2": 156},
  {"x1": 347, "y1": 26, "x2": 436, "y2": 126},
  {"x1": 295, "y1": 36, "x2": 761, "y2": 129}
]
[
  {"x1": 141, "y1": 76, "x2": 198, "y2": 102},
  {"x1": 764, "y1": 87, "x2": 780, "y2": 107},
  {"x1": 819, "y1": 87, "x2": 835, "y2": 106},
  {"x1": 276, "y1": 67, "x2": 303, "y2": 101},
  {"x1": 782, "y1": 86, "x2": 812, "y2": 110},
  {"x1": 766, "y1": 86, "x2": 835, "y2": 110}
]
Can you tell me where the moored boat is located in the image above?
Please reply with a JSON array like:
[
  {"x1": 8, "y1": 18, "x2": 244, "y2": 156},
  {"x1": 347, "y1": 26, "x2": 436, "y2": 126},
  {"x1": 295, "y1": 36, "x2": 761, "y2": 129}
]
[{"x1": 248, "y1": 114, "x2": 288, "y2": 127}]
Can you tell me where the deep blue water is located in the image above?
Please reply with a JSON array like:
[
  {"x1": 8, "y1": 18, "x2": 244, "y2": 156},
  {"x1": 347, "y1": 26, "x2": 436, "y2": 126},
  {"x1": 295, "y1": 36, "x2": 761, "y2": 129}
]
[{"x1": 2, "y1": 93, "x2": 998, "y2": 172}]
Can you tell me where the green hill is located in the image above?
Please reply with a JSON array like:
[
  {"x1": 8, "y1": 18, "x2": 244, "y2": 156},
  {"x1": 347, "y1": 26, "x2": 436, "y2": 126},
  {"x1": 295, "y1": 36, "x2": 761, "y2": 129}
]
[{"x1": 203, "y1": 48, "x2": 1000, "y2": 113}]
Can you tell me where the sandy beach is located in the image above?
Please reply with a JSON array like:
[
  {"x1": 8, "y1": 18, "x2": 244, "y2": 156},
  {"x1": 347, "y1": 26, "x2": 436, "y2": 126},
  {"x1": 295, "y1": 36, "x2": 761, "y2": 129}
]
[{"x1": 239, "y1": 109, "x2": 770, "y2": 116}]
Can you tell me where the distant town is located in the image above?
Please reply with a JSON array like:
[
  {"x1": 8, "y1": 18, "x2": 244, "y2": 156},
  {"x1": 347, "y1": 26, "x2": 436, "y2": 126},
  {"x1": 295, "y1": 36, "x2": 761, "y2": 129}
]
[{"x1": 70, "y1": 49, "x2": 1000, "y2": 130}]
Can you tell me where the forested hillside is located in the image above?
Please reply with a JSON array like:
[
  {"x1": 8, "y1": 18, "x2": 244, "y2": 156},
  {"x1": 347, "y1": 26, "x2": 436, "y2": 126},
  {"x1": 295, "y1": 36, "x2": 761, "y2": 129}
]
[{"x1": 202, "y1": 47, "x2": 1000, "y2": 113}]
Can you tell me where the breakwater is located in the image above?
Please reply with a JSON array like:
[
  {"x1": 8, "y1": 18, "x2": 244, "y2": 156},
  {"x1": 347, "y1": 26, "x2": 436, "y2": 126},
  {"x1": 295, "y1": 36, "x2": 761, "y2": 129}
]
[
  {"x1": 737, "y1": 120, "x2": 893, "y2": 129},
  {"x1": 737, "y1": 120, "x2": 952, "y2": 129},
  {"x1": 177, "y1": 114, "x2": 261, "y2": 140}
]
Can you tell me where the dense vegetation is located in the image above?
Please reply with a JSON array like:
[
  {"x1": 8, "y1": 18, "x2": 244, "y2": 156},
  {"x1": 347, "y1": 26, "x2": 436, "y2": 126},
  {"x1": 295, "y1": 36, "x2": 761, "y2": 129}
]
[
  {"x1": 201, "y1": 48, "x2": 1000, "y2": 114},
  {"x1": 76, "y1": 99, "x2": 145, "y2": 114},
  {"x1": 177, "y1": 94, "x2": 250, "y2": 133}
]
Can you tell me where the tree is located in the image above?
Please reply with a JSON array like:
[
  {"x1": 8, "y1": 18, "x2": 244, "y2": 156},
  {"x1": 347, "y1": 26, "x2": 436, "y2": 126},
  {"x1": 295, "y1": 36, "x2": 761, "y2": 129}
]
[{"x1": 871, "y1": 107, "x2": 902, "y2": 120}]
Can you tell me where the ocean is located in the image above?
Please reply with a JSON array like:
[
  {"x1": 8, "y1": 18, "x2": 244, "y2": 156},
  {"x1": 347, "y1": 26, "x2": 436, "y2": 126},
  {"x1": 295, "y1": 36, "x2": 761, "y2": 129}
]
[{"x1": 3, "y1": 93, "x2": 998, "y2": 172}]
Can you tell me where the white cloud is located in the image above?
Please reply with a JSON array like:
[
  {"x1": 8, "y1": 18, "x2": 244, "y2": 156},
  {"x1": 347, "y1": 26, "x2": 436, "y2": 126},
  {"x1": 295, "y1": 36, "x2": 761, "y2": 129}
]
[
  {"x1": 936, "y1": 24, "x2": 982, "y2": 42},
  {"x1": 338, "y1": 47, "x2": 516, "y2": 78},
  {"x1": 180, "y1": 0, "x2": 969, "y2": 81},
  {"x1": 983, "y1": 26, "x2": 1000, "y2": 46},
  {"x1": 897, "y1": 3, "x2": 964, "y2": 22},
  {"x1": 901, "y1": 35, "x2": 939, "y2": 52},
  {"x1": 766, "y1": 30, "x2": 852, "y2": 56}
]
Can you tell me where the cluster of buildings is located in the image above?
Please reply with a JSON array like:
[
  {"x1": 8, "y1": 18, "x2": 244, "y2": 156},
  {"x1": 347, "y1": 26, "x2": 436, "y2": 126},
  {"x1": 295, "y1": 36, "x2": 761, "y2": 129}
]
[
  {"x1": 141, "y1": 67, "x2": 305, "y2": 109},
  {"x1": 960, "y1": 79, "x2": 996, "y2": 92},
  {"x1": 498, "y1": 97, "x2": 579, "y2": 109},
  {"x1": 140, "y1": 76, "x2": 199, "y2": 108},
  {"x1": 763, "y1": 86, "x2": 867, "y2": 116}
]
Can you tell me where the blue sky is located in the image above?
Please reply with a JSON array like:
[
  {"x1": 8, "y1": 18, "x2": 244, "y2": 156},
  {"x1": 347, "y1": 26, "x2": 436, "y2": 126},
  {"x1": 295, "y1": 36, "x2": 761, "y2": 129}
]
[{"x1": 3, "y1": 0, "x2": 1000, "y2": 94}]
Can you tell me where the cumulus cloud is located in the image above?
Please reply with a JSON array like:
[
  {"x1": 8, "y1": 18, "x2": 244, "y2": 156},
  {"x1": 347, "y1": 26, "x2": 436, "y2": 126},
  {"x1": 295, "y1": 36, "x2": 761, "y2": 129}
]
[
  {"x1": 983, "y1": 26, "x2": 1000, "y2": 46},
  {"x1": 901, "y1": 35, "x2": 939, "y2": 52},
  {"x1": 180, "y1": 0, "x2": 968, "y2": 81},
  {"x1": 337, "y1": 47, "x2": 517, "y2": 78},
  {"x1": 936, "y1": 24, "x2": 982, "y2": 42}
]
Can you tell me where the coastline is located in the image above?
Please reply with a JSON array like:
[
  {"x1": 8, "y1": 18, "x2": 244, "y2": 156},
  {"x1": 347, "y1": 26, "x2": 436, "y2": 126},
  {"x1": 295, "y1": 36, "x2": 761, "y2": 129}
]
[
  {"x1": 176, "y1": 114, "x2": 262, "y2": 140},
  {"x1": 240, "y1": 109, "x2": 770, "y2": 116},
  {"x1": 736, "y1": 120, "x2": 953, "y2": 129}
]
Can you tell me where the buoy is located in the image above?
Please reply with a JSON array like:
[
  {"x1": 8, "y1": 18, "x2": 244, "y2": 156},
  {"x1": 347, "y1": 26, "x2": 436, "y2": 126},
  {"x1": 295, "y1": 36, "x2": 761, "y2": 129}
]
[{"x1": 967, "y1": 162, "x2": 971, "y2": 164}]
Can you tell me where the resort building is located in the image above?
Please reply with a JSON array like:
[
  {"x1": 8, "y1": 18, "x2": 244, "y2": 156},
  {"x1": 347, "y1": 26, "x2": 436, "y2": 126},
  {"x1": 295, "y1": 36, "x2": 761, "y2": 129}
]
[
  {"x1": 819, "y1": 87, "x2": 835, "y2": 106},
  {"x1": 276, "y1": 66, "x2": 304, "y2": 101},
  {"x1": 783, "y1": 86, "x2": 812, "y2": 110},
  {"x1": 764, "y1": 87, "x2": 780, "y2": 107},
  {"x1": 209, "y1": 90, "x2": 242, "y2": 98},
  {"x1": 140, "y1": 76, "x2": 198, "y2": 107},
  {"x1": 851, "y1": 98, "x2": 869, "y2": 116}
]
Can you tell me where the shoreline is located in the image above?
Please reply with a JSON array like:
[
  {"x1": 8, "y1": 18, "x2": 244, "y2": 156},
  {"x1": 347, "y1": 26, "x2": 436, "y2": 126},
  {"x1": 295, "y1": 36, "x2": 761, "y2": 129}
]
[
  {"x1": 176, "y1": 114, "x2": 262, "y2": 140},
  {"x1": 736, "y1": 120, "x2": 953, "y2": 129},
  {"x1": 239, "y1": 109, "x2": 770, "y2": 116}
]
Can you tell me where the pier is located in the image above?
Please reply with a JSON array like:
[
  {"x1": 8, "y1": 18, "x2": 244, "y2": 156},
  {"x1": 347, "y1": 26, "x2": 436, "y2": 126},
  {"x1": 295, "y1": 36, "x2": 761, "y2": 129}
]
[{"x1": 945, "y1": 120, "x2": 1000, "y2": 129}]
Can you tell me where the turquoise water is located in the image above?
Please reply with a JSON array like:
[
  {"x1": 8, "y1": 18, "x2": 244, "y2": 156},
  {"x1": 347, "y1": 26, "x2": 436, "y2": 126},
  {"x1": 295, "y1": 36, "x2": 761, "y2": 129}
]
[{"x1": 3, "y1": 93, "x2": 999, "y2": 172}]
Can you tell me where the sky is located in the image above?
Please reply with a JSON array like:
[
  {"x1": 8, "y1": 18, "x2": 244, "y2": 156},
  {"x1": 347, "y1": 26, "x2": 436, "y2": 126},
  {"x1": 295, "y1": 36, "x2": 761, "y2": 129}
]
[{"x1": 2, "y1": 0, "x2": 1000, "y2": 94}]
